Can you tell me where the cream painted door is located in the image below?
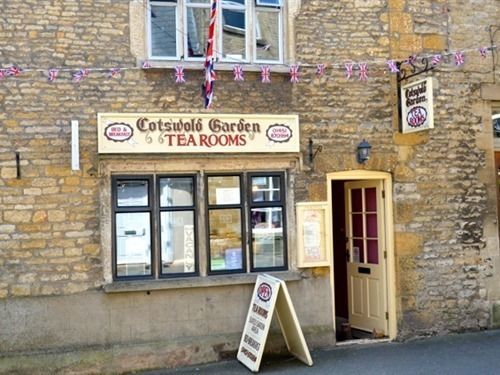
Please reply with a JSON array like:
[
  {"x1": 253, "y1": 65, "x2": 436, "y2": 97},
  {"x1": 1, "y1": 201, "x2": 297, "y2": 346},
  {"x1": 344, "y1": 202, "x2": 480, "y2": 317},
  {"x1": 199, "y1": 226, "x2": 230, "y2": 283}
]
[{"x1": 345, "y1": 180, "x2": 387, "y2": 334}]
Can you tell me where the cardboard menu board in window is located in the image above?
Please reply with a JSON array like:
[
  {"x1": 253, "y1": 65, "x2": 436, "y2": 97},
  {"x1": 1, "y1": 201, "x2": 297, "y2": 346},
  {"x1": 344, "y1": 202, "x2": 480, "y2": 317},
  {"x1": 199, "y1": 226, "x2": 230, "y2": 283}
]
[{"x1": 237, "y1": 274, "x2": 313, "y2": 372}]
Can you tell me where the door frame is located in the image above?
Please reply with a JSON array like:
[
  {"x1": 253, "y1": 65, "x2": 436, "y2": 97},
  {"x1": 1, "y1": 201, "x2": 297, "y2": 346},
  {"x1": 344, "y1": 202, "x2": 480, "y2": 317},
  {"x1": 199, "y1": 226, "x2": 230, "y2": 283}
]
[{"x1": 326, "y1": 170, "x2": 396, "y2": 340}]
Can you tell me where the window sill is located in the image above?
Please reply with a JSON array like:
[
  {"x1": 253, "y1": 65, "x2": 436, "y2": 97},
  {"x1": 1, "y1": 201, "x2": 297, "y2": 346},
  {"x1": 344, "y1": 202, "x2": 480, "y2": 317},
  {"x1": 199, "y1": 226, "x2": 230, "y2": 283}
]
[
  {"x1": 141, "y1": 60, "x2": 291, "y2": 74},
  {"x1": 103, "y1": 270, "x2": 303, "y2": 294}
]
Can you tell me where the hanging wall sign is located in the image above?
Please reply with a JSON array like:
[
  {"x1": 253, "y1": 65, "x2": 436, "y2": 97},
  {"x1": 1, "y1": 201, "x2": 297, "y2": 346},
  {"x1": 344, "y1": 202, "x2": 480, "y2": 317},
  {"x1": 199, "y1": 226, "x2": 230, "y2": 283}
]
[
  {"x1": 97, "y1": 113, "x2": 299, "y2": 154},
  {"x1": 400, "y1": 77, "x2": 434, "y2": 134}
]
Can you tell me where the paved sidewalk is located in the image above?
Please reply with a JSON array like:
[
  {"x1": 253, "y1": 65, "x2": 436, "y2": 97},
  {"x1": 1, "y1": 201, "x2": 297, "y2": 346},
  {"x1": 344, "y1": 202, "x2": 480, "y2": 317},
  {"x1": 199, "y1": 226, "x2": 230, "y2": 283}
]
[{"x1": 137, "y1": 329, "x2": 500, "y2": 375}]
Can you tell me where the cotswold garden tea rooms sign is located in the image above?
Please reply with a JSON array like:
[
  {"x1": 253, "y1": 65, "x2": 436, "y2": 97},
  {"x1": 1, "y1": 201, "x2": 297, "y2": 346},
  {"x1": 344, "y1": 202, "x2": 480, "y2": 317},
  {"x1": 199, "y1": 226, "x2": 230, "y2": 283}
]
[
  {"x1": 98, "y1": 113, "x2": 299, "y2": 153},
  {"x1": 400, "y1": 77, "x2": 434, "y2": 134}
]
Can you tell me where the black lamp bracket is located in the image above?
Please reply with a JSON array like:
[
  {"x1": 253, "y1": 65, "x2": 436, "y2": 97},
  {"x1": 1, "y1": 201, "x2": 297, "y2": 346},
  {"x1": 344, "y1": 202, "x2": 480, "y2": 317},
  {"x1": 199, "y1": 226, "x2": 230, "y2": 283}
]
[{"x1": 308, "y1": 138, "x2": 323, "y2": 164}]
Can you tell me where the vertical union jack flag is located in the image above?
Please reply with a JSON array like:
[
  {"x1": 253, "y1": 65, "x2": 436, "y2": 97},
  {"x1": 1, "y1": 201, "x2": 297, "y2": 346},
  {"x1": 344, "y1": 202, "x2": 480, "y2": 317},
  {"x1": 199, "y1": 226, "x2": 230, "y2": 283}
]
[
  {"x1": 174, "y1": 65, "x2": 185, "y2": 83},
  {"x1": 316, "y1": 64, "x2": 326, "y2": 76},
  {"x1": 203, "y1": 0, "x2": 217, "y2": 108},
  {"x1": 358, "y1": 63, "x2": 368, "y2": 81},
  {"x1": 261, "y1": 65, "x2": 271, "y2": 83},
  {"x1": 233, "y1": 65, "x2": 244, "y2": 81},
  {"x1": 479, "y1": 47, "x2": 488, "y2": 58},
  {"x1": 0, "y1": 69, "x2": 7, "y2": 80},
  {"x1": 47, "y1": 69, "x2": 59, "y2": 82},
  {"x1": 431, "y1": 54, "x2": 442, "y2": 66},
  {"x1": 142, "y1": 60, "x2": 152, "y2": 69},
  {"x1": 289, "y1": 64, "x2": 300, "y2": 83},
  {"x1": 73, "y1": 68, "x2": 89, "y2": 83},
  {"x1": 7, "y1": 65, "x2": 22, "y2": 76},
  {"x1": 345, "y1": 63, "x2": 353, "y2": 79},
  {"x1": 108, "y1": 68, "x2": 121, "y2": 78},
  {"x1": 454, "y1": 51, "x2": 465, "y2": 66},
  {"x1": 386, "y1": 60, "x2": 399, "y2": 73}
]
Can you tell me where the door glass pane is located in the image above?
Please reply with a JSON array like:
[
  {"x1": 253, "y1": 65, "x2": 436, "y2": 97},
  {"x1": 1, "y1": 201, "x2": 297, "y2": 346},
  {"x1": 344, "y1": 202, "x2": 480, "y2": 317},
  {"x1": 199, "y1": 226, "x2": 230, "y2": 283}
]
[
  {"x1": 160, "y1": 211, "x2": 195, "y2": 274},
  {"x1": 209, "y1": 209, "x2": 243, "y2": 271},
  {"x1": 366, "y1": 213, "x2": 378, "y2": 237},
  {"x1": 115, "y1": 213, "x2": 151, "y2": 277},
  {"x1": 251, "y1": 176, "x2": 281, "y2": 202},
  {"x1": 365, "y1": 187, "x2": 377, "y2": 212},
  {"x1": 251, "y1": 207, "x2": 284, "y2": 268},
  {"x1": 160, "y1": 177, "x2": 194, "y2": 207},
  {"x1": 352, "y1": 213, "x2": 363, "y2": 237},
  {"x1": 150, "y1": 4, "x2": 177, "y2": 57},
  {"x1": 367, "y1": 239, "x2": 379, "y2": 264},
  {"x1": 255, "y1": 9, "x2": 280, "y2": 61},
  {"x1": 208, "y1": 176, "x2": 240, "y2": 205},
  {"x1": 351, "y1": 188, "x2": 362, "y2": 212},
  {"x1": 352, "y1": 238, "x2": 364, "y2": 263},
  {"x1": 222, "y1": 0, "x2": 247, "y2": 61},
  {"x1": 186, "y1": 7, "x2": 209, "y2": 58},
  {"x1": 116, "y1": 180, "x2": 148, "y2": 207}
]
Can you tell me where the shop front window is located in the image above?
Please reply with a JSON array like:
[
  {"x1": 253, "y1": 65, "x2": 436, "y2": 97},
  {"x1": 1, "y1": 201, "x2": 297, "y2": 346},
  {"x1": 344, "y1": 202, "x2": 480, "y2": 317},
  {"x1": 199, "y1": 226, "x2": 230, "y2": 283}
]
[{"x1": 111, "y1": 171, "x2": 287, "y2": 280}]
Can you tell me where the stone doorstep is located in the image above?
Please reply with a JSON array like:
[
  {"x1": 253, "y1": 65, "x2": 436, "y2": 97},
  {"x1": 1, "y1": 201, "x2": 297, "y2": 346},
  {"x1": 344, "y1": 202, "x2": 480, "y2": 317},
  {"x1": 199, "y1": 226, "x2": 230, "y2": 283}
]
[{"x1": 0, "y1": 327, "x2": 334, "y2": 375}]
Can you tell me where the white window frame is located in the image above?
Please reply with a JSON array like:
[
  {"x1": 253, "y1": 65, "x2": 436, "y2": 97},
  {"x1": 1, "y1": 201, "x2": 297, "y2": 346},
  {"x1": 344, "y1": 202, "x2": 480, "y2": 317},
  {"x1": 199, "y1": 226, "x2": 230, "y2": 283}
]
[
  {"x1": 148, "y1": 1, "x2": 181, "y2": 60},
  {"x1": 147, "y1": 0, "x2": 284, "y2": 64}
]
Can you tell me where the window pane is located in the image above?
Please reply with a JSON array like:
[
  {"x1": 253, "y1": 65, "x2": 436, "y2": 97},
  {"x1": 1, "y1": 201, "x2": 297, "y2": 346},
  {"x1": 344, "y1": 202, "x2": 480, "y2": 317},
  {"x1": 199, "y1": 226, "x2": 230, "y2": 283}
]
[
  {"x1": 116, "y1": 180, "x2": 148, "y2": 207},
  {"x1": 352, "y1": 238, "x2": 364, "y2": 263},
  {"x1": 150, "y1": 5, "x2": 177, "y2": 57},
  {"x1": 367, "y1": 240, "x2": 379, "y2": 264},
  {"x1": 186, "y1": 7, "x2": 209, "y2": 57},
  {"x1": 209, "y1": 209, "x2": 243, "y2": 271},
  {"x1": 352, "y1": 213, "x2": 363, "y2": 237},
  {"x1": 115, "y1": 213, "x2": 151, "y2": 277},
  {"x1": 160, "y1": 211, "x2": 195, "y2": 274},
  {"x1": 222, "y1": 7, "x2": 247, "y2": 61},
  {"x1": 186, "y1": 0, "x2": 210, "y2": 3},
  {"x1": 350, "y1": 188, "x2": 362, "y2": 212},
  {"x1": 251, "y1": 176, "x2": 280, "y2": 202},
  {"x1": 251, "y1": 207, "x2": 284, "y2": 268},
  {"x1": 365, "y1": 188, "x2": 377, "y2": 211},
  {"x1": 208, "y1": 176, "x2": 241, "y2": 205},
  {"x1": 160, "y1": 177, "x2": 194, "y2": 207},
  {"x1": 256, "y1": 0, "x2": 282, "y2": 5},
  {"x1": 366, "y1": 213, "x2": 378, "y2": 238},
  {"x1": 255, "y1": 9, "x2": 280, "y2": 61}
]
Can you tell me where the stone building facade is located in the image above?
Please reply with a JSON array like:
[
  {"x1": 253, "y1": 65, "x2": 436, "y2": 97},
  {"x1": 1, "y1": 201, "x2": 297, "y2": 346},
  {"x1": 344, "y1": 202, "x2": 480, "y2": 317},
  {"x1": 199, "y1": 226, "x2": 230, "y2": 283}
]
[{"x1": 1, "y1": 0, "x2": 499, "y2": 373}]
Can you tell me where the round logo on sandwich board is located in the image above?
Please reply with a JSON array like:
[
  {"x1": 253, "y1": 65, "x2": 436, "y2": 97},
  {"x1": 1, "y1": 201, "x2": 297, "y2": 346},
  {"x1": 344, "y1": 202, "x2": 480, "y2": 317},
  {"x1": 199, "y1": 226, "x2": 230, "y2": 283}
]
[{"x1": 257, "y1": 282, "x2": 272, "y2": 302}]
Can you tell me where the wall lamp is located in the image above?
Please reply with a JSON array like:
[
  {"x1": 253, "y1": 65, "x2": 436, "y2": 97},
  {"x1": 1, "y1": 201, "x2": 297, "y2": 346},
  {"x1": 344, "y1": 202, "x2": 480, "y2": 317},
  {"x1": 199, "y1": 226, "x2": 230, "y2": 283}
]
[
  {"x1": 308, "y1": 138, "x2": 323, "y2": 164},
  {"x1": 356, "y1": 139, "x2": 372, "y2": 164}
]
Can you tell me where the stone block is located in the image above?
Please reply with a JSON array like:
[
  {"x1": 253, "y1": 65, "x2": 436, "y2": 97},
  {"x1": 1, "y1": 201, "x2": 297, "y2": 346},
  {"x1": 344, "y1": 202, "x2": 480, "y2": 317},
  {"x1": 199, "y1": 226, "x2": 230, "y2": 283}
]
[
  {"x1": 4, "y1": 210, "x2": 32, "y2": 223},
  {"x1": 393, "y1": 132, "x2": 428, "y2": 146},
  {"x1": 390, "y1": 13, "x2": 413, "y2": 33},
  {"x1": 395, "y1": 232, "x2": 423, "y2": 256},
  {"x1": 422, "y1": 34, "x2": 447, "y2": 51},
  {"x1": 398, "y1": 34, "x2": 422, "y2": 52},
  {"x1": 492, "y1": 302, "x2": 500, "y2": 329},
  {"x1": 48, "y1": 210, "x2": 66, "y2": 222},
  {"x1": 1, "y1": 167, "x2": 17, "y2": 179}
]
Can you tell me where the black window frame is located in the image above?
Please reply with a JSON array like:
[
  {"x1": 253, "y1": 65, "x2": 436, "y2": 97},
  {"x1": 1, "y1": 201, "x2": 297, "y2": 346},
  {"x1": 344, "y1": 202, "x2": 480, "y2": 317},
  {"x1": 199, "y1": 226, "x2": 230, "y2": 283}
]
[
  {"x1": 111, "y1": 174, "x2": 199, "y2": 281},
  {"x1": 112, "y1": 175, "x2": 155, "y2": 281},
  {"x1": 157, "y1": 174, "x2": 199, "y2": 279},
  {"x1": 206, "y1": 173, "x2": 246, "y2": 275},
  {"x1": 248, "y1": 172, "x2": 287, "y2": 272}
]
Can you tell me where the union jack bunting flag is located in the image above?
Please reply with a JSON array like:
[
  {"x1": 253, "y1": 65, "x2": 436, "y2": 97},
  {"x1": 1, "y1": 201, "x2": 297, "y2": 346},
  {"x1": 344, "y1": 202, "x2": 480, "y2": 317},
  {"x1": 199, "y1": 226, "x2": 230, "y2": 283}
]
[
  {"x1": 345, "y1": 63, "x2": 353, "y2": 79},
  {"x1": 73, "y1": 68, "x2": 89, "y2": 82},
  {"x1": 0, "y1": 69, "x2": 7, "y2": 80},
  {"x1": 7, "y1": 66, "x2": 22, "y2": 77},
  {"x1": 261, "y1": 65, "x2": 271, "y2": 83},
  {"x1": 454, "y1": 51, "x2": 465, "y2": 66},
  {"x1": 142, "y1": 60, "x2": 152, "y2": 69},
  {"x1": 358, "y1": 63, "x2": 368, "y2": 81},
  {"x1": 233, "y1": 65, "x2": 244, "y2": 81},
  {"x1": 47, "y1": 69, "x2": 59, "y2": 82},
  {"x1": 386, "y1": 60, "x2": 399, "y2": 73},
  {"x1": 479, "y1": 47, "x2": 488, "y2": 58},
  {"x1": 108, "y1": 68, "x2": 121, "y2": 79},
  {"x1": 289, "y1": 64, "x2": 300, "y2": 83},
  {"x1": 431, "y1": 54, "x2": 442, "y2": 66},
  {"x1": 316, "y1": 64, "x2": 326, "y2": 76},
  {"x1": 174, "y1": 65, "x2": 185, "y2": 83}
]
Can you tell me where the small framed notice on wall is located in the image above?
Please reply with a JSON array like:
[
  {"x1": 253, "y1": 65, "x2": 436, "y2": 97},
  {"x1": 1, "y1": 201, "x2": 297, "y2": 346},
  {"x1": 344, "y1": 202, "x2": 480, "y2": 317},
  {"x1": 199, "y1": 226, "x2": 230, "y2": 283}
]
[{"x1": 296, "y1": 202, "x2": 330, "y2": 267}]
